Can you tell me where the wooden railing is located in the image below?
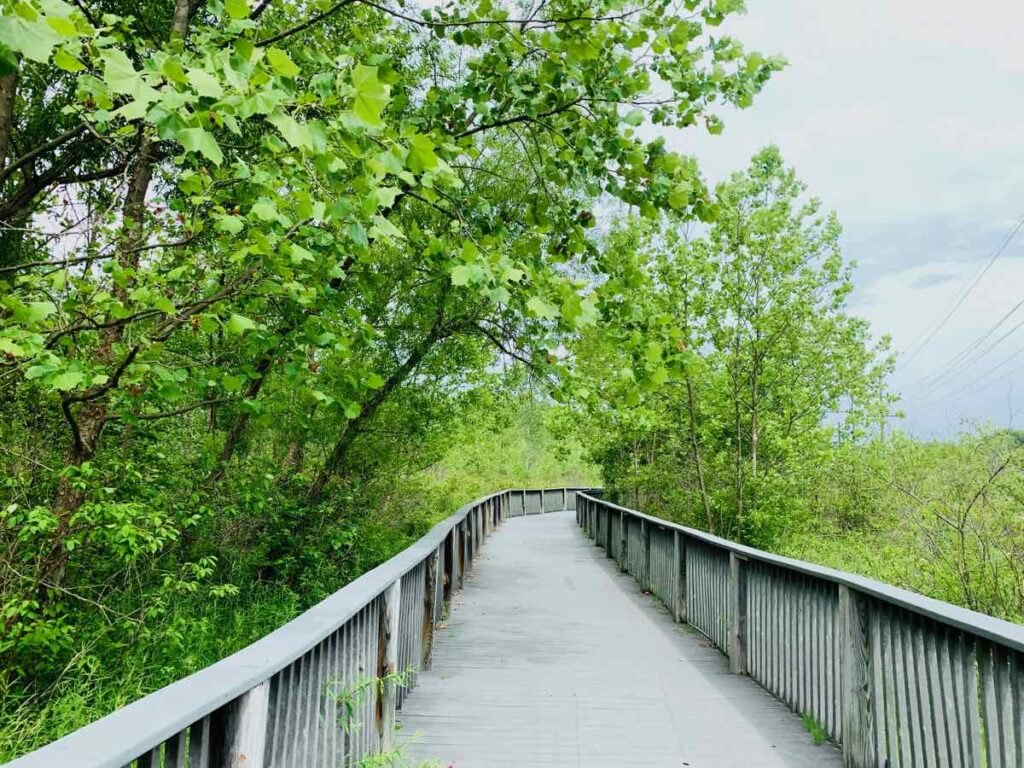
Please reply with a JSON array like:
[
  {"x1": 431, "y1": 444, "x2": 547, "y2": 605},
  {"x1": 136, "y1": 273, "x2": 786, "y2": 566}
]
[
  {"x1": 6, "y1": 487, "x2": 596, "y2": 768},
  {"x1": 577, "y1": 492, "x2": 1024, "y2": 768}
]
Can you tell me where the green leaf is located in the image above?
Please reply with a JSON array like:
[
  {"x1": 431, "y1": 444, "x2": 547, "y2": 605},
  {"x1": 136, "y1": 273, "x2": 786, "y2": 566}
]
[
  {"x1": 188, "y1": 67, "x2": 224, "y2": 99},
  {"x1": 53, "y1": 47, "x2": 84, "y2": 71},
  {"x1": 668, "y1": 181, "x2": 692, "y2": 210},
  {"x1": 0, "y1": 15, "x2": 60, "y2": 63},
  {"x1": 250, "y1": 199, "x2": 277, "y2": 221},
  {"x1": 343, "y1": 401, "x2": 361, "y2": 419},
  {"x1": 350, "y1": 64, "x2": 389, "y2": 127},
  {"x1": 225, "y1": 313, "x2": 255, "y2": 335},
  {"x1": 450, "y1": 265, "x2": 472, "y2": 286},
  {"x1": 177, "y1": 127, "x2": 224, "y2": 165},
  {"x1": 51, "y1": 370, "x2": 84, "y2": 391},
  {"x1": 406, "y1": 134, "x2": 439, "y2": 173},
  {"x1": 267, "y1": 110, "x2": 312, "y2": 150},
  {"x1": 101, "y1": 49, "x2": 139, "y2": 94},
  {"x1": 623, "y1": 109, "x2": 644, "y2": 126},
  {"x1": 526, "y1": 296, "x2": 559, "y2": 320},
  {"x1": 224, "y1": 0, "x2": 249, "y2": 20},
  {"x1": 9, "y1": 300, "x2": 56, "y2": 327},
  {"x1": 289, "y1": 243, "x2": 313, "y2": 263},
  {"x1": 217, "y1": 215, "x2": 244, "y2": 234},
  {"x1": 266, "y1": 47, "x2": 300, "y2": 78}
]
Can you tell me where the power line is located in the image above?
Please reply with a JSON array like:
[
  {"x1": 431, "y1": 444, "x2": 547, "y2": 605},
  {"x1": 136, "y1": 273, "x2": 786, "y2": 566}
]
[
  {"x1": 903, "y1": 299, "x2": 1024, "y2": 403},
  {"x1": 898, "y1": 210, "x2": 1024, "y2": 369},
  {"x1": 914, "y1": 350, "x2": 1024, "y2": 411}
]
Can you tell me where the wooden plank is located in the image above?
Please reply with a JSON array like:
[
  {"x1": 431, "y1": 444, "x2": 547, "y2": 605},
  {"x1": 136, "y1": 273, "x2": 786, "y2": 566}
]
[
  {"x1": 378, "y1": 579, "x2": 401, "y2": 752},
  {"x1": 642, "y1": 519, "x2": 652, "y2": 591},
  {"x1": 839, "y1": 586, "x2": 873, "y2": 768},
  {"x1": 729, "y1": 552, "x2": 747, "y2": 675},
  {"x1": 422, "y1": 550, "x2": 438, "y2": 670},
  {"x1": 673, "y1": 531, "x2": 686, "y2": 624},
  {"x1": 218, "y1": 681, "x2": 270, "y2": 768},
  {"x1": 398, "y1": 510, "x2": 843, "y2": 767}
]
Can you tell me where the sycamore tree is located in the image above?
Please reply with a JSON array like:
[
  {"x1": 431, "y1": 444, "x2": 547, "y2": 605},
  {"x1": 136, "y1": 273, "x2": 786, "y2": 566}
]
[
  {"x1": 0, "y1": 0, "x2": 782, "y2": 682},
  {"x1": 574, "y1": 147, "x2": 894, "y2": 547}
]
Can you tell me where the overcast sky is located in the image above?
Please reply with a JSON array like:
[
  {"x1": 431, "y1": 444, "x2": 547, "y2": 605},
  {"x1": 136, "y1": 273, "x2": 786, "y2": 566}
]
[{"x1": 668, "y1": 0, "x2": 1024, "y2": 436}]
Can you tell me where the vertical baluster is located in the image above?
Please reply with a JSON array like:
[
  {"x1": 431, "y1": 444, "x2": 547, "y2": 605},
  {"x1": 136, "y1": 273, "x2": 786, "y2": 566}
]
[
  {"x1": 926, "y1": 625, "x2": 952, "y2": 768},
  {"x1": 728, "y1": 552, "x2": 747, "y2": 674},
  {"x1": 870, "y1": 597, "x2": 887, "y2": 766},
  {"x1": 165, "y1": 731, "x2": 186, "y2": 768},
  {"x1": 878, "y1": 606, "x2": 898, "y2": 767},
  {"x1": 379, "y1": 580, "x2": 401, "y2": 752},
  {"x1": 839, "y1": 586, "x2": 872, "y2": 768}
]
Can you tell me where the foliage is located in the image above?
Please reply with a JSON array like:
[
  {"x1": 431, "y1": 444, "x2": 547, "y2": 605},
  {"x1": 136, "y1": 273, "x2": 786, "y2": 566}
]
[
  {"x1": 0, "y1": 0, "x2": 778, "y2": 700},
  {"x1": 791, "y1": 427, "x2": 1024, "y2": 622},
  {"x1": 573, "y1": 147, "x2": 893, "y2": 549}
]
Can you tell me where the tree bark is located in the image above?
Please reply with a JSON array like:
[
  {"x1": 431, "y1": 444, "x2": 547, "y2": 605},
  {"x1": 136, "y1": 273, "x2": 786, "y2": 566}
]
[
  {"x1": 307, "y1": 325, "x2": 445, "y2": 500},
  {"x1": 0, "y1": 71, "x2": 17, "y2": 172},
  {"x1": 207, "y1": 348, "x2": 278, "y2": 484},
  {"x1": 44, "y1": 0, "x2": 193, "y2": 585}
]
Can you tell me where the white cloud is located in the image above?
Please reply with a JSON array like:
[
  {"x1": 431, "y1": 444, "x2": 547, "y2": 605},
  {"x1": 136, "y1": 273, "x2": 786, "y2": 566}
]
[{"x1": 658, "y1": 0, "x2": 1024, "y2": 433}]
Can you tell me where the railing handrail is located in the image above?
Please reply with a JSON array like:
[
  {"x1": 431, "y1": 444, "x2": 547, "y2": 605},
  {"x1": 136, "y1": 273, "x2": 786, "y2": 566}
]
[
  {"x1": 5, "y1": 487, "x2": 598, "y2": 768},
  {"x1": 577, "y1": 492, "x2": 1024, "y2": 653}
]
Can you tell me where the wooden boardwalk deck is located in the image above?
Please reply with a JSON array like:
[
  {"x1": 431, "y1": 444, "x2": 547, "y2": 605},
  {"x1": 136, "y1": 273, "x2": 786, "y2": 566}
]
[{"x1": 398, "y1": 510, "x2": 842, "y2": 767}]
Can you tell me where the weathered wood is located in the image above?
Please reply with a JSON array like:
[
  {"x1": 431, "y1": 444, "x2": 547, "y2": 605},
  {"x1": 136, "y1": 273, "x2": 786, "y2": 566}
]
[
  {"x1": 422, "y1": 550, "x2": 438, "y2": 670},
  {"x1": 217, "y1": 680, "x2": 270, "y2": 768},
  {"x1": 839, "y1": 585, "x2": 872, "y2": 768},
  {"x1": 378, "y1": 579, "x2": 401, "y2": 752},
  {"x1": 614, "y1": 514, "x2": 622, "y2": 573},
  {"x1": 399, "y1": 511, "x2": 843, "y2": 767},
  {"x1": 604, "y1": 505, "x2": 613, "y2": 559},
  {"x1": 729, "y1": 552, "x2": 747, "y2": 675},
  {"x1": 673, "y1": 530, "x2": 687, "y2": 623},
  {"x1": 641, "y1": 519, "x2": 651, "y2": 591}
]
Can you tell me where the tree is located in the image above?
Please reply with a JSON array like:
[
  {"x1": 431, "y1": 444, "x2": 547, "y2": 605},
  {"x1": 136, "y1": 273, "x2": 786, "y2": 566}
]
[
  {"x1": 0, "y1": 0, "x2": 780, "y2": 685},
  {"x1": 574, "y1": 147, "x2": 893, "y2": 547}
]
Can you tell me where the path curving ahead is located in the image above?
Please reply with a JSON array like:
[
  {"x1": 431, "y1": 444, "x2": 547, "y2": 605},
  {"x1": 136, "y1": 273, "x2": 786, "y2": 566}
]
[{"x1": 397, "y1": 510, "x2": 842, "y2": 767}]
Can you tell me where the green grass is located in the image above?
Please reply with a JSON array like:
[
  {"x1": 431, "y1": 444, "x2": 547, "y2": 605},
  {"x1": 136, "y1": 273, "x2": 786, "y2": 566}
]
[
  {"x1": 0, "y1": 585, "x2": 299, "y2": 761},
  {"x1": 800, "y1": 712, "x2": 828, "y2": 745}
]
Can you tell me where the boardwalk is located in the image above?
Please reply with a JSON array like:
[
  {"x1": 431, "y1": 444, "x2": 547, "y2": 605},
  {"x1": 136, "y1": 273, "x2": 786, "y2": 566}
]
[{"x1": 398, "y1": 511, "x2": 842, "y2": 767}]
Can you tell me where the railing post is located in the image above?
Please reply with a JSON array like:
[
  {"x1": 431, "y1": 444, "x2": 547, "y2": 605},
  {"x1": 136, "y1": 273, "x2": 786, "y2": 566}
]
[
  {"x1": 605, "y1": 504, "x2": 613, "y2": 559},
  {"x1": 619, "y1": 510, "x2": 627, "y2": 572},
  {"x1": 673, "y1": 531, "x2": 687, "y2": 623},
  {"x1": 728, "y1": 552, "x2": 747, "y2": 674},
  {"x1": 642, "y1": 520, "x2": 651, "y2": 590},
  {"x1": 455, "y1": 524, "x2": 464, "y2": 590},
  {"x1": 218, "y1": 680, "x2": 269, "y2": 768},
  {"x1": 378, "y1": 578, "x2": 401, "y2": 752},
  {"x1": 423, "y1": 549, "x2": 439, "y2": 670},
  {"x1": 839, "y1": 585, "x2": 873, "y2": 768}
]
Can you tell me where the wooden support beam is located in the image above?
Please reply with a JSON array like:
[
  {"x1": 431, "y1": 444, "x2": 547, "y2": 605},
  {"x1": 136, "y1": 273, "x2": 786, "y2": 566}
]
[
  {"x1": 673, "y1": 531, "x2": 687, "y2": 623},
  {"x1": 729, "y1": 552, "x2": 747, "y2": 674},
  {"x1": 378, "y1": 579, "x2": 401, "y2": 752},
  {"x1": 619, "y1": 510, "x2": 628, "y2": 573},
  {"x1": 217, "y1": 681, "x2": 269, "y2": 768},
  {"x1": 839, "y1": 585, "x2": 873, "y2": 768},
  {"x1": 605, "y1": 504, "x2": 613, "y2": 559},
  {"x1": 642, "y1": 520, "x2": 651, "y2": 590},
  {"x1": 423, "y1": 550, "x2": 439, "y2": 670}
]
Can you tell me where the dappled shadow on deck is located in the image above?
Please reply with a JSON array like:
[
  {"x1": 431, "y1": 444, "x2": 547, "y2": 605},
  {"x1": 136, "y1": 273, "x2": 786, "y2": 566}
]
[{"x1": 397, "y1": 511, "x2": 842, "y2": 768}]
